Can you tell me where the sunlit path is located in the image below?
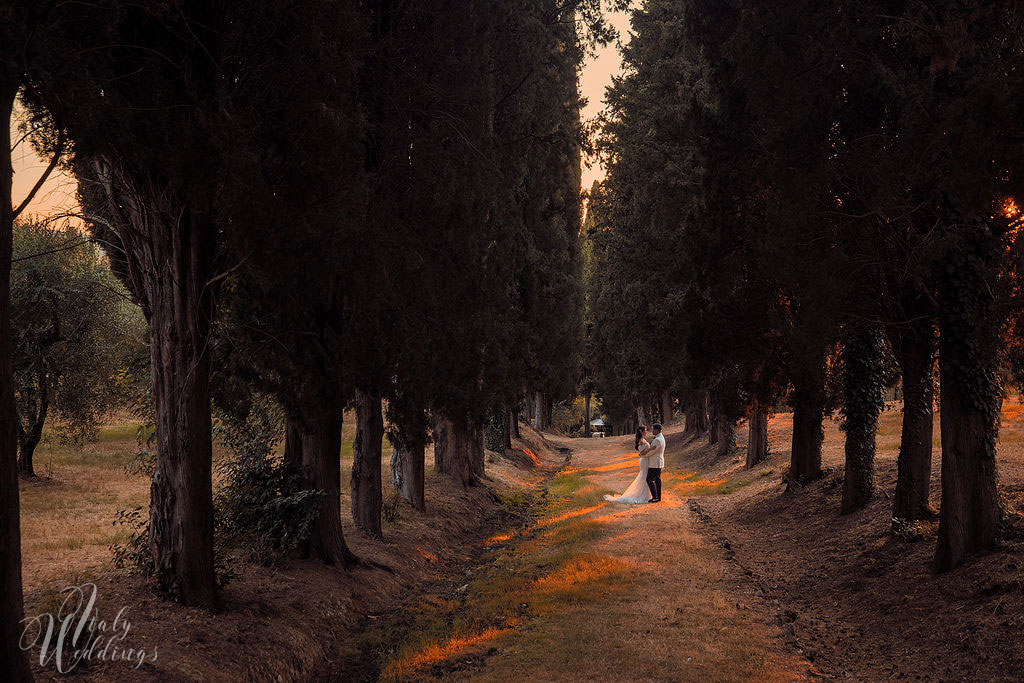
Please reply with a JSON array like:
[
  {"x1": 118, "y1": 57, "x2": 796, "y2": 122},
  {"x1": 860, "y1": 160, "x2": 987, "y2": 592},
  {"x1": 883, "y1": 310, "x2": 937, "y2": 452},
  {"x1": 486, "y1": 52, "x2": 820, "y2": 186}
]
[{"x1": 377, "y1": 421, "x2": 811, "y2": 681}]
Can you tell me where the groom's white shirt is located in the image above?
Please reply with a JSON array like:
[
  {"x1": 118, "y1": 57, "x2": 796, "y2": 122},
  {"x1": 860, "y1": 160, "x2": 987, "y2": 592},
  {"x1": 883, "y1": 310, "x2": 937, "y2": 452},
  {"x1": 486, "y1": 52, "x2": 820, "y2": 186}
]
[{"x1": 645, "y1": 433, "x2": 665, "y2": 468}]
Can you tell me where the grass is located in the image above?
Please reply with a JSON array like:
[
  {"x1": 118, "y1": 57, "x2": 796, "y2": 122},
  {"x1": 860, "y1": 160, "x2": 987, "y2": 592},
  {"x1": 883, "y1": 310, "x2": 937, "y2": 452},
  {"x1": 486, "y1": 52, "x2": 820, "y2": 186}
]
[
  {"x1": 370, "y1": 468, "x2": 636, "y2": 682},
  {"x1": 686, "y1": 477, "x2": 755, "y2": 496},
  {"x1": 18, "y1": 412, "x2": 398, "y2": 593}
]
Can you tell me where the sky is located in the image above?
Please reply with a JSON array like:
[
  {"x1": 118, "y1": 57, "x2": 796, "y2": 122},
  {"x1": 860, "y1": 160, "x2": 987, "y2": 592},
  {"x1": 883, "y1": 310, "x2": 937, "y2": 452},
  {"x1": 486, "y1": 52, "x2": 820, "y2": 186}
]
[
  {"x1": 580, "y1": 5, "x2": 632, "y2": 191},
  {"x1": 9, "y1": 103, "x2": 78, "y2": 222},
  {"x1": 9, "y1": 5, "x2": 633, "y2": 220}
]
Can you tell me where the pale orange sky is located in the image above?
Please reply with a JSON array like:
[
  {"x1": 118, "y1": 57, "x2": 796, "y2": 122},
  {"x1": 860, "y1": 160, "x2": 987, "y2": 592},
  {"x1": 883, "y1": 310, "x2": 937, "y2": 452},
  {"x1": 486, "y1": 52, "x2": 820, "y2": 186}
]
[
  {"x1": 9, "y1": 5, "x2": 631, "y2": 219},
  {"x1": 9, "y1": 102, "x2": 78, "y2": 222},
  {"x1": 581, "y1": 5, "x2": 632, "y2": 191}
]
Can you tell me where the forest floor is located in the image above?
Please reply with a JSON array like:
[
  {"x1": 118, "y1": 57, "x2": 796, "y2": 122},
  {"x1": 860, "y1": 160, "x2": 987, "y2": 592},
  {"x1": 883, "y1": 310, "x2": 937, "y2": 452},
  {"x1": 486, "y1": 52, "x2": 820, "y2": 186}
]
[
  {"x1": 17, "y1": 401, "x2": 1024, "y2": 680},
  {"x1": 17, "y1": 416, "x2": 561, "y2": 680},
  {"x1": 359, "y1": 403, "x2": 1024, "y2": 681}
]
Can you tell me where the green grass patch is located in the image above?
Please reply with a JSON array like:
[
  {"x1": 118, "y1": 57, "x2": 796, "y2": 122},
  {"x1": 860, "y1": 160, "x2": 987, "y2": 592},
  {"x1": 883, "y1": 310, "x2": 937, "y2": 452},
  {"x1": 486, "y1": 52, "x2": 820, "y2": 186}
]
[
  {"x1": 687, "y1": 478, "x2": 754, "y2": 496},
  {"x1": 366, "y1": 467, "x2": 638, "y2": 681},
  {"x1": 548, "y1": 472, "x2": 592, "y2": 497},
  {"x1": 98, "y1": 423, "x2": 142, "y2": 442}
]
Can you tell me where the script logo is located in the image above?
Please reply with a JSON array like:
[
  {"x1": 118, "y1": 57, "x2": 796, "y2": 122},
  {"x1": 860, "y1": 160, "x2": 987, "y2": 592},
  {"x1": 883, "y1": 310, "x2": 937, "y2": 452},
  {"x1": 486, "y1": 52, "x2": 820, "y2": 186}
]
[{"x1": 19, "y1": 583, "x2": 158, "y2": 673}]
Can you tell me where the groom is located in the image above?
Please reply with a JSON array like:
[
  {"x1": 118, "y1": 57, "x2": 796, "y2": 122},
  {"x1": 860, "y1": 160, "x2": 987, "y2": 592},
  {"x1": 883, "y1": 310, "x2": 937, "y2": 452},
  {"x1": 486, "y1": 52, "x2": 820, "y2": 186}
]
[{"x1": 643, "y1": 423, "x2": 665, "y2": 503}]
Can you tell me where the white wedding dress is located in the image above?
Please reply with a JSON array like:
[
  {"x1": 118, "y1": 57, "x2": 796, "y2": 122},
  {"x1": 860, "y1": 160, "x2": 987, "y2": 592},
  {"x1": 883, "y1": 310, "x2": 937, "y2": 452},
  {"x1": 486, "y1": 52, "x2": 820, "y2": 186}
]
[{"x1": 604, "y1": 440, "x2": 652, "y2": 504}]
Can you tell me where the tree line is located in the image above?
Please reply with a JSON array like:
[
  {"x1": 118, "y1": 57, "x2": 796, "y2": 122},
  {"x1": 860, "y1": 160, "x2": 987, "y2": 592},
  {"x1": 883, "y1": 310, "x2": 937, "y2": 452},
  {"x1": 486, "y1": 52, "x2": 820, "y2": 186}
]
[
  {"x1": 0, "y1": 1, "x2": 612, "y2": 676},
  {"x1": 586, "y1": 0, "x2": 1024, "y2": 578}
]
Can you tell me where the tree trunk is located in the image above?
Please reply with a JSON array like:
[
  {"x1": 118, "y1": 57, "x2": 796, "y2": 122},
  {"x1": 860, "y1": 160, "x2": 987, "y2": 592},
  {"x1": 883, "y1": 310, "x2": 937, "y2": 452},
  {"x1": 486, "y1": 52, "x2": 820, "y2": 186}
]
[
  {"x1": 281, "y1": 417, "x2": 308, "y2": 556},
  {"x1": 708, "y1": 396, "x2": 720, "y2": 445},
  {"x1": 636, "y1": 405, "x2": 647, "y2": 431},
  {"x1": 388, "y1": 411, "x2": 426, "y2": 512},
  {"x1": 661, "y1": 390, "x2": 672, "y2": 422},
  {"x1": 544, "y1": 395, "x2": 553, "y2": 430},
  {"x1": 840, "y1": 329, "x2": 885, "y2": 514},
  {"x1": 789, "y1": 356, "x2": 825, "y2": 489},
  {"x1": 283, "y1": 418, "x2": 302, "y2": 480},
  {"x1": 17, "y1": 375, "x2": 47, "y2": 478},
  {"x1": 95, "y1": 161, "x2": 221, "y2": 607},
  {"x1": 683, "y1": 406, "x2": 696, "y2": 437},
  {"x1": 891, "y1": 315, "x2": 936, "y2": 522},
  {"x1": 298, "y1": 402, "x2": 357, "y2": 567},
  {"x1": 533, "y1": 391, "x2": 544, "y2": 430},
  {"x1": 17, "y1": 435, "x2": 39, "y2": 479},
  {"x1": 695, "y1": 392, "x2": 709, "y2": 434},
  {"x1": 512, "y1": 408, "x2": 520, "y2": 438},
  {"x1": 147, "y1": 271, "x2": 218, "y2": 608},
  {"x1": 716, "y1": 420, "x2": 736, "y2": 459},
  {"x1": 934, "y1": 238, "x2": 1002, "y2": 571},
  {"x1": 0, "y1": 78, "x2": 34, "y2": 681},
  {"x1": 351, "y1": 390, "x2": 383, "y2": 536},
  {"x1": 469, "y1": 420, "x2": 485, "y2": 480},
  {"x1": 433, "y1": 414, "x2": 477, "y2": 487},
  {"x1": 584, "y1": 391, "x2": 592, "y2": 437},
  {"x1": 504, "y1": 410, "x2": 514, "y2": 450},
  {"x1": 746, "y1": 401, "x2": 769, "y2": 469}
]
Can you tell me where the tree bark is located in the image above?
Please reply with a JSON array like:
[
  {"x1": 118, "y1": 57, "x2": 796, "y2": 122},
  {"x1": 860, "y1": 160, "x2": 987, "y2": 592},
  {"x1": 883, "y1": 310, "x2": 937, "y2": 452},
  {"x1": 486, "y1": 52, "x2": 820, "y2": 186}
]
[
  {"x1": 746, "y1": 401, "x2": 769, "y2": 469},
  {"x1": 433, "y1": 414, "x2": 478, "y2": 487},
  {"x1": 840, "y1": 329, "x2": 885, "y2": 514},
  {"x1": 512, "y1": 408, "x2": 520, "y2": 438},
  {"x1": 695, "y1": 392, "x2": 709, "y2": 434},
  {"x1": 146, "y1": 252, "x2": 218, "y2": 607},
  {"x1": 533, "y1": 391, "x2": 544, "y2": 430},
  {"x1": 661, "y1": 390, "x2": 672, "y2": 422},
  {"x1": 684, "y1": 393, "x2": 708, "y2": 437},
  {"x1": 298, "y1": 402, "x2": 357, "y2": 567},
  {"x1": 0, "y1": 78, "x2": 34, "y2": 681},
  {"x1": 789, "y1": 356, "x2": 825, "y2": 489},
  {"x1": 17, "y1": 370, "x2": 47, "y2": 478},
  {"x1": 716, "y1": 420, "x2": 736, "y2": 459},
  {"x1": 891, "y1": 316, "x2": 935, "y2": 522},
  {"x1": 636, "y1": 405, "x2": 647, "y2": 431},
  {"x1": 934, "y1": 238, "x2": 1002, "y2": 571},
  {"x1": 584, "y1": 391, "x2": 591, "y2": 437},
  {"x1": 504, "y1": 410, "x2": 514, "y2": 450},
  {"x1": 94, "y1": 160, "x2": 221, "y2": 607},
  {"x1": 388, "y1": 410, "x2": 426, "y2": 512},
  {"x1": 683, "y1": 406, "x2": 696, "y2": 437},
  {"x1": 17, "y1": 435, "x2": 40, "y2": 479},
  {"x1": 708, "y1": 396, "x2": 720, "y2": 445},
  {"x1": 17, "y1": 366, "x2": 48, "y2": 479},
  {"x1": 469, "y1": 420, "x2": 485, "y2": 480},
  {"x1": 283, "y1": 418, "x2": 302, "y2": 480},
  {"x1": 351, "y1": 390, "x2": 383, "y2": 536}
]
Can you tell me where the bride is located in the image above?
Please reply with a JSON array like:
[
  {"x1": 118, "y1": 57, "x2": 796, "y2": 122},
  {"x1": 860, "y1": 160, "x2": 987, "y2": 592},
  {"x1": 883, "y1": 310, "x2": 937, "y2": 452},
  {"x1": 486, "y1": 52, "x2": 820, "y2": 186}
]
[{"x1": 604, "y1": 425, "x2": 652, "y2": 504}]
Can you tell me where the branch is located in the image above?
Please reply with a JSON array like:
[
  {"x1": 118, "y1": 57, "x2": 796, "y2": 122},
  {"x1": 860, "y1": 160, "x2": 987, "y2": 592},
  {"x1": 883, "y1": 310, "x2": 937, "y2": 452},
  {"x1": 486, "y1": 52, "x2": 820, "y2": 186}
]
[
  {"x1": 11, "y1": 239, "x2": 89, "y2": 263},
  {"x1": 13, "y1": 129, "x2": 66, "y2": 220}
]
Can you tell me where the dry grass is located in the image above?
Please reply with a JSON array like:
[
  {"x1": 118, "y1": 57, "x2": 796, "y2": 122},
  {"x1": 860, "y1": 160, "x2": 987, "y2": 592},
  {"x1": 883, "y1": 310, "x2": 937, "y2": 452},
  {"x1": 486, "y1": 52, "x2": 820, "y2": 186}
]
[
  {"x1": 19, "y1": 423, "x2": 150, "y2": 591},
  {"x1": 366, "y1": 427, "x2": 811, "y2": 681},
  {"x1": 684, "y1": 399, "x2": 1024, "y2": 680},
  {"x1": 18, "y1": 416, "x2": 568, "y2": 680},
  {"x1": 372, "y1": 468, "x2": 637, "y2": 682},
  {"x1": 18, "y1": 411, "x2": 403, "y2": 593}
]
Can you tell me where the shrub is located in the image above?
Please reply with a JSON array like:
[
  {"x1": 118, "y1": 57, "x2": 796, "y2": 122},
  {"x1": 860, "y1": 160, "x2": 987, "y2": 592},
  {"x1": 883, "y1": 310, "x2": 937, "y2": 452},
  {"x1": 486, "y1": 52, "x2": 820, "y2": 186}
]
[{"x1": 212, "y1": 394, "x2": 322, "y2": 565}]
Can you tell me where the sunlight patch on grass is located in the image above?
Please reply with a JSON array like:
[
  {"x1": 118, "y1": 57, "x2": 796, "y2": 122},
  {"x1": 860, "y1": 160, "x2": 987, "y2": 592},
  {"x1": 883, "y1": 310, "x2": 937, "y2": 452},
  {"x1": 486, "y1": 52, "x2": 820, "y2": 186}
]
[
  {"x1": 372, "y1": 466, "x2": 641, "y2": 680},
  {"x1": 534, "y1": 503, "x2": 606, "y2": 529},
  {"x1": 531, "y1": 553, "x2": 632, "y2": 603},
  {"x1": 380, "y1": 627, "x2": 513, "y2": 682}
]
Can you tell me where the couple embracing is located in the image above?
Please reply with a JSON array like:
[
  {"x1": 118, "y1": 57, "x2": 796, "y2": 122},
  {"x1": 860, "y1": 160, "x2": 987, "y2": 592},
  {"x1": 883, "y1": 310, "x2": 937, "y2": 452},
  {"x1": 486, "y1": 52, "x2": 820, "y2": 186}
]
[{"x1": 604, "y1": 423, "x2": 665, "y2": 504}]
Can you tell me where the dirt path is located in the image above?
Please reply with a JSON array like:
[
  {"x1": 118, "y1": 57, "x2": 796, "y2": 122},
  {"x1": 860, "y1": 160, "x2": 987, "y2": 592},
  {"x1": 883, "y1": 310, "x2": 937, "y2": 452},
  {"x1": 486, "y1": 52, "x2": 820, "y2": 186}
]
[
  {"x1": 373, "y1": 423, "x2": 812, "y2": 681},
  {"x1": 471, "y1": 426, "x2": 810, "y2": 681}
]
